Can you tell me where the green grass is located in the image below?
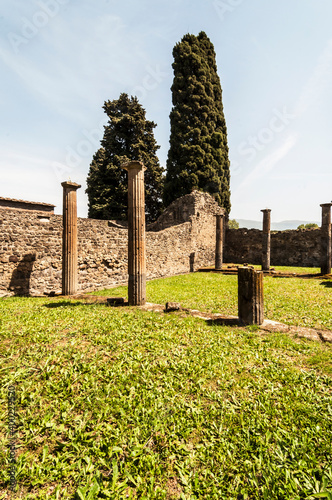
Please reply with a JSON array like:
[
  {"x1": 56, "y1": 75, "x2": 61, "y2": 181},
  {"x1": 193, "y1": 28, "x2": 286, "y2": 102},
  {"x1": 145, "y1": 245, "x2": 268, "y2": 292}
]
[
  {"x1": 271, "y1": 266, "x2": 320, "y2": 274},
  {"x1": 93, "y1": 272, "x2": 332, "y2": 330},
  {"x1": 200, "y1": 265, "x2": 321, "y2": 274},
  {"x1": 1, "y1": 273, "x2": 332, "y2": 499}
]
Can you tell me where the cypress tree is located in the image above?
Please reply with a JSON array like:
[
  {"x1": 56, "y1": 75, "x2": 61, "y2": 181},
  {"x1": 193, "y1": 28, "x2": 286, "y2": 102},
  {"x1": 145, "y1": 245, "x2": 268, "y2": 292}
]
[
  {"x1": 164, "y1": 31, "x2": 231, "y2": 213},
  {"x1": 86, "y1": 93, "x2": 164, "y2": 223}
]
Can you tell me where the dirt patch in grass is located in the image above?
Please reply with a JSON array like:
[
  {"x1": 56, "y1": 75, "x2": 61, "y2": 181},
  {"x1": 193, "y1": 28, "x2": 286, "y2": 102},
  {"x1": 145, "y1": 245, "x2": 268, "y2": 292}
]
[{"x1": 166, "y1": 477, "x2": 183, "y2": 499}]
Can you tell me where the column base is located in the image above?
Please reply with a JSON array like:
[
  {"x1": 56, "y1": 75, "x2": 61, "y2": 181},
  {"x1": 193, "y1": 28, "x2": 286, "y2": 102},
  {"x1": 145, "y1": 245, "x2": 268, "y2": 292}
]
[{"x1": 128, "y1": 274, "x2": 146, "y2": 306}]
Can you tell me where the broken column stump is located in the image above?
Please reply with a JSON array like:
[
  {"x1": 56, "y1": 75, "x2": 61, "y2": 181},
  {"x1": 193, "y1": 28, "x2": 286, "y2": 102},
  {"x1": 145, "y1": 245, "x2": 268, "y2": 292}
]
[
  {"x1": 121, "y1": 161, "x2": 146, "y2": 306},
  {"x1": 61, "y1": 181, "x2": 81, "y2": 295},
  {"x1": 320, "y1": 203, "x2": 332, "y2": 275},
  {"x1": 261, "y1": 209, "x2": 271, "y2": 271},
  {"x1": 238, "y1": 267, "x2": 264, "y2": 325},
  {"x1": 215, "y1": 214, "x2": 224, "y2": 270}
]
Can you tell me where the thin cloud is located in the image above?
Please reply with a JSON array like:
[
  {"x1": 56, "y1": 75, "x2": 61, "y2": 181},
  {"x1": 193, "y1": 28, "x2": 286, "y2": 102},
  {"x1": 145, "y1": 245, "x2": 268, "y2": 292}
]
[
  {"x1": 0, "y1": 13, "x2": 143, "y2": 123},
  {"x1": 295, "y1": 38, "x2": 332, "y2": 117},
  {"x1": 235, "y1": 134, "x2": 298, "y2": 194}
]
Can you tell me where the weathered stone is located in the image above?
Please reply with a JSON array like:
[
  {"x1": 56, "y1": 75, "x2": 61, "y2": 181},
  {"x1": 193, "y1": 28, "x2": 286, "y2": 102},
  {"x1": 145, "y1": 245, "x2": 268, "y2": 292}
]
[
  {"x1": 320, "y1": 203, "x2": 332, "y2": 275},
  {"x1": 261, "y1": 209, "x2": 271, "y2": 271},
  {"x1": 0, "y1": 190, "x2": 326, "y2": 296},
  {"x1": 190, "y1": 252, "x2": 195, "y2": 272},
  {"x1": 238, "y1": 267, "x2": 264, "y2": 325},
  {"x1": 224, "y1": 227, "x2": 321, "y2": 267},
  {"x1": 165, "y1": 302, "x2": 181, "y2": 312},
  {"x1": 121, "y1": 161, "x2": 146, "y2": 306},
  {"x1": 61, "y1": 181, "x2": 81, "y2": 295},
  {"x1": 215, "y1": 214, "x2": 224, "y2": 270}
]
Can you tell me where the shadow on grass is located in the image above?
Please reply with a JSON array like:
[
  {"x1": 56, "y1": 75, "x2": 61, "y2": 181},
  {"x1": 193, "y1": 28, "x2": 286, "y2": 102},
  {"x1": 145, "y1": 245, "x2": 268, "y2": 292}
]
[
  {"x1": 44, "y1": 301, "x2": 93, "y2": 308},
  {"x1": 320, "y1": 281, "x2": 332, "y2": 288},
  {"x1": 205, "y1": 317, "x2": 241, "y2": 327},
  {"x1": 205, "y1": 318, "x2": 262, "y2": 331}
]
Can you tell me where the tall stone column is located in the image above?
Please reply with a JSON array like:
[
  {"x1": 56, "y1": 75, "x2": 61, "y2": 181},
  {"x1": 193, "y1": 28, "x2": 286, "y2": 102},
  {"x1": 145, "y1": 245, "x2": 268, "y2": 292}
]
[
  {"x1": 215, "y1": 214, "x2": 224, "y2": 270},
  {"x1": 61, "y1": 181, "x2": 81, "y2": 295},
  {"x1": 261, "y1": 209, "x2": 271, "y2": 271},
  {"x1": 320, "y1": 203, "x2": 332, "y2": 275},
  {"x1": 122, "y1": 161, "x2": 146, "y2": 306}
]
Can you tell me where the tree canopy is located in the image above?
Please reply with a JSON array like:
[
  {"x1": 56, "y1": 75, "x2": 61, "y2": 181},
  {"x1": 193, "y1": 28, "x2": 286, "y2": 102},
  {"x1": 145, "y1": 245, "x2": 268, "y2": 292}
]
[
  {"x1": 228, "y1": 219, "x2": 239, "y2": 229},
  {"x1": 86, "y1": 93, "x2": 164, "y2": 223},
  {"x1": 163, "y1": 31, "x2": 231, "y2": 213},
  {"x1": 297, "y1": 223, "x2": 319, "y2": 230}
]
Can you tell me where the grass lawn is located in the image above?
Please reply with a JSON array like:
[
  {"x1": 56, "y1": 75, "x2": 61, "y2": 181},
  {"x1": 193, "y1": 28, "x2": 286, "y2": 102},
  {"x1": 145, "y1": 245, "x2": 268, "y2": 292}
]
[
  {"x1": 93, "y1": 270, "x2": 332, "y2": 331},
  {"x1": 1, "y1": 271, "x2": 332, "y2": 499}
]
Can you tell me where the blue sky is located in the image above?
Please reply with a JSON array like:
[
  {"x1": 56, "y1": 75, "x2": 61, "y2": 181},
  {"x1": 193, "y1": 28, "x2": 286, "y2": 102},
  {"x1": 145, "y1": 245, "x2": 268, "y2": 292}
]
[{"x1": 1, "y1": 0, "x2": 332, "y2": 223}]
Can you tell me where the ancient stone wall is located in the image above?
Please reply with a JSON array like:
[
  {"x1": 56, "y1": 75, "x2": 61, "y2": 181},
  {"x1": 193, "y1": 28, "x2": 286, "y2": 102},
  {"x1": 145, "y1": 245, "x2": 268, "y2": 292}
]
[
  {"x1": 0, "y1": 192, "x2": 324, "y2": 297},
  {"x1": 0, "y1": 191, "x2": 222, "y2": 296},
  {"x1": 148, "y1": 191, "x2": 224, "y2": 231},
  {"x1": 224, "y1": 227, "x2": 321, "y2": 267}
]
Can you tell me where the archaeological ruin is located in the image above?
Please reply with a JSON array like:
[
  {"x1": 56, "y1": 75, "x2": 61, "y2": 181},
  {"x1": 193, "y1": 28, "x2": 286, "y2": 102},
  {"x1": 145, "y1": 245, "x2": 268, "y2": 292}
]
[{"x1": 0, "y1": 188, "x2": 330, "y2": 297}]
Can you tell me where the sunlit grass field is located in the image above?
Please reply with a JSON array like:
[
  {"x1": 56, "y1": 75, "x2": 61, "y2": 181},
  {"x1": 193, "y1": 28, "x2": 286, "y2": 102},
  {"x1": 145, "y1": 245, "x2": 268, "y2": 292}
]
[
  {"x1": 93, "y1": 268, "x2": 332, "y2": 330},
  {"x1": 1, "y1": 270, "x2": 332, "y2": 499}
]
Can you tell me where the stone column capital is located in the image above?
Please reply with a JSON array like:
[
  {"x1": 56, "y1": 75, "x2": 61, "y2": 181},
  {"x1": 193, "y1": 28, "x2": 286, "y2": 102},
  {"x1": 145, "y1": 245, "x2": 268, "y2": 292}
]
[
  {"x1": 61, "y1": 181, "x2": 81, "y2": 190},
  {"x1": 121, "y1": 161, "x2": 145, "y2": 172},
  {"x1": 261, "y1": 209, "x2": 271, "y2": 213},
  {"x1": 320, "y1": 203, "x2": 332, "y2": 208}
]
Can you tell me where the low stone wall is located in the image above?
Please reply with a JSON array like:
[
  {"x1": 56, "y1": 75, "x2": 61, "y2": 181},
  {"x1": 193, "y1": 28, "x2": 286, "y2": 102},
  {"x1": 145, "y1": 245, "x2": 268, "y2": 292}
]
[{"x1": 224, "y1": 228, "x2": 321, "y2": 267}]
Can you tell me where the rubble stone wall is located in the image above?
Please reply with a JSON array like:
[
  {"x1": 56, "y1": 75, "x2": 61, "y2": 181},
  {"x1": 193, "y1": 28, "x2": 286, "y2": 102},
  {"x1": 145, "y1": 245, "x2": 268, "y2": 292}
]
[
  {"x1": 0, "y1": 191, "x2": 222, "y2": 296},
  {"x1": 224, "y1": 228, "x2": 321, "y2": 267},
  {"x1": 0, "y1": 192, "x2": 323, "y2": 296}
]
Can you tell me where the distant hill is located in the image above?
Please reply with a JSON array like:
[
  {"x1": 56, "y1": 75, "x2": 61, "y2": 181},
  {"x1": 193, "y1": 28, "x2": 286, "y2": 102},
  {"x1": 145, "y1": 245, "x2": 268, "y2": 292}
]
[{"x1": 235, "y1": 219, "x2": 320, "y2": 231}]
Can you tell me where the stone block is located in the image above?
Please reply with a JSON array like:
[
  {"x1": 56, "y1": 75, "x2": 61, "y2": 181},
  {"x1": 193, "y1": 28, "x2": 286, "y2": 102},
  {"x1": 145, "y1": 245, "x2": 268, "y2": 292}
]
[{"x1": 165, "y1": 302, "x2": 181, "y2": 312}]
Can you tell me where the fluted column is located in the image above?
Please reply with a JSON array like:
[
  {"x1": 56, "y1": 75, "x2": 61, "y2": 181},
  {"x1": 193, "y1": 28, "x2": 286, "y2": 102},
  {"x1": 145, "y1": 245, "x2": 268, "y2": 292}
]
[
  {"x1": 238, "y1": 267, "x2": 264, "y2": 325},
  {"x1": 215, "y1": 214, "x2": 224, "y2": 270},
  {"x1": 61, "y1": 181, "x2": 81, "y2": 295},
  {"x1": 122, "y1": 161, "x2": 146, "y2": 306},
  {"x1": 261, "y1": 209, "x2": 271, "y2": 271},
  {"x1": 320, "y1": 203, "x2": 332, "y2": 275}
]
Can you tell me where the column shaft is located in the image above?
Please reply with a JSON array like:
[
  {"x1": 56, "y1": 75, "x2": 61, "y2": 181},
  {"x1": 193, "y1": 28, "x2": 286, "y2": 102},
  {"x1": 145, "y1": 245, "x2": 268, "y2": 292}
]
[
  {"x1": 123, "y1": 161, "x2": 146, "y2": 305},
  {"x1": 62, "y1": 182, "x2": 80, "y2": 295},
  {"x1": 215, "y1": 215, "x2": 224, "y2": 270},
  {"x1": 261, "y1": 209, "x2": 271, "y2": 271},
  {"x1": 320, "y1": 204, "x2": 332, "y2": 275}
]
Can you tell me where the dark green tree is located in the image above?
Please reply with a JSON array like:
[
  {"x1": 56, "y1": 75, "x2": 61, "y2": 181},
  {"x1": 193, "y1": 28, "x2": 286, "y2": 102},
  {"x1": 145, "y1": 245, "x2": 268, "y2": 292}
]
[
  {"x1": 86, "y1": 93, "x2": 164, "y2": 223},
  {"x1": 164, "y1": 31, "x2": 231, "y2": 213}
]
